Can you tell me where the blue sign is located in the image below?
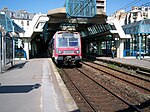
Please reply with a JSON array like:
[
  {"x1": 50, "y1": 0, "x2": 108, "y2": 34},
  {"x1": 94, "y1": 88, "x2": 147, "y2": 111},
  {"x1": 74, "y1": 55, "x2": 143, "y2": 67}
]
[{"x1": 66, "y1": 0, "x2": 97, "y2": 18}]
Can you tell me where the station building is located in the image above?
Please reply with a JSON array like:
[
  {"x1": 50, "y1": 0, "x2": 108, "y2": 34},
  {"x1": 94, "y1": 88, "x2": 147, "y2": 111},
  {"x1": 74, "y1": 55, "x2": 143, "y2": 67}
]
[
  {"x1": 0, "y1": 13, "x2": 24, "y2": 72},
  {"x1": 0, "y1": 7, "x2": 48, "y2": 60},
  {"x1": 0, "y1": 1, "x2": 108, "y2": 63},
  {"x1": 0, "y1": 2, "x2": 150, "y2": 74},
  {"x1": 0, "y1": 7, "x2": 35, "y2": 60},
  {"x1": 0, "y1": 7, "x2": 48, "y2": 72}
]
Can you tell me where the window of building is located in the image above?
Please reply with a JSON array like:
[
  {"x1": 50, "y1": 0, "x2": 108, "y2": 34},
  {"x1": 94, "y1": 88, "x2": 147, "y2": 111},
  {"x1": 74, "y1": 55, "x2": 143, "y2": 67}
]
[
  {"x1": 133, "y1": 12, "x2": 137, "y2": 16},
  {"x1": 145, "y1": 7, "x2": 148, "y2": 11},
  {"x1": 11, "y1": 12, "x2": 14, "y2": 18},
  {"x1": 138, "y1": 7, "x2": 141, "y2": 10},
  {"x1": 36, "y1": 22, "x2": 45, "y2": 29},
  {"x1": 27, "y1": 21, "x2": 29, "y2": 26},
  {"x1": 17, "y1": 13, "x2": 20, "y2": 18},
  {"x1": 27, "y1": 14, "x2": 29, "y2": 19},
  {"x1": 21, "y1": 21, "x2": 24, "y2": 26}
]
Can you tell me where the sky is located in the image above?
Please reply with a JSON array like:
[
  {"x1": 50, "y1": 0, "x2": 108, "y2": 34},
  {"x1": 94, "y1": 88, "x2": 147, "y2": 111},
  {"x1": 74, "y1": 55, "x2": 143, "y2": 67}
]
[{"x1": 0, "y1": 0, "x2": 149, "y2": 15}]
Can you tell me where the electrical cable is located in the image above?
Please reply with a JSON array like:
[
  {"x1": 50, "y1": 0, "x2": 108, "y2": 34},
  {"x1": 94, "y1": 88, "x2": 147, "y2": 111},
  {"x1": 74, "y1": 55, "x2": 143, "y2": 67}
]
[
  {"x1": 109, "y1": 0, "x2": 150, "y2": 16},
  {"x1": 120, "y1": 0, "x2": 142, "y2": 10}
]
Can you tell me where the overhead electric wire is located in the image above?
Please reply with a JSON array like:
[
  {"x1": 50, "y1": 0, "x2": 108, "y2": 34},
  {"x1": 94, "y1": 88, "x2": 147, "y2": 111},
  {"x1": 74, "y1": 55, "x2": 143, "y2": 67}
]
[
  {"x1": 141, "y1": 1, "x2": 150, "y2": 7},
  {"x1": 119, "y1": 0, "x2": 142, "y2": 10},
  {"x1": 123, "y1": 1, "x2": 150, "y2": 13},
  {"x1": 109, "y1": 0, "x2": 150, "y2": 16},
  {"x1": 109, "y1": 0, "x2": 142, "y2": 16}
]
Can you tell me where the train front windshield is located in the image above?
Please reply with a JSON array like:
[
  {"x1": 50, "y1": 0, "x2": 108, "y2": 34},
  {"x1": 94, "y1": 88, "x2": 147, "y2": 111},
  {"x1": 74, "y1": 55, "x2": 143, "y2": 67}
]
[{"x1": 57, "y1": 33, "x2": 80, "y2": 47}]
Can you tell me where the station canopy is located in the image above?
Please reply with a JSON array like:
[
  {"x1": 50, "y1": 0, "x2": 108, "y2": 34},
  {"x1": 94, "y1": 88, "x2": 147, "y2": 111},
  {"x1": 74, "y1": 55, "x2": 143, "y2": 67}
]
[
  {"x1": 0, "y1": 14, "x2": 24, "y2": 33},
  {"x1": 122, "y1": 19, "x2": 150, "y2": 34},
  {"x1": 66, "y1": 0, "x2": 97, "y2": 18},
  {"x1": 80, "y1": 23, "x2": 116, "y2": 38},
  {"x1": 46, "y1": 7, "x2": 106, "y2": 42}
]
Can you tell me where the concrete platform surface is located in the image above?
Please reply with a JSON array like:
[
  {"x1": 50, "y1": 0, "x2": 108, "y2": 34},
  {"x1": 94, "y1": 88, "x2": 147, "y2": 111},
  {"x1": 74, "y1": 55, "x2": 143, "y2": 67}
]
[
  {"x1": 96, "y1": 57, "x2": 150, "y2": 72},
  {"x1": 0, "y1": 58, "x2": 78, "y2": 112}
]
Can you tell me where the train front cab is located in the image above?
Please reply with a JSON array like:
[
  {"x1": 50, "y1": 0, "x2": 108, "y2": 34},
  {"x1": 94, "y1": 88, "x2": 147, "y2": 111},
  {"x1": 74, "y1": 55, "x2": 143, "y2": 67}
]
[{"x1": 52, "y1": 31, "x2": 82, "y2": 66}]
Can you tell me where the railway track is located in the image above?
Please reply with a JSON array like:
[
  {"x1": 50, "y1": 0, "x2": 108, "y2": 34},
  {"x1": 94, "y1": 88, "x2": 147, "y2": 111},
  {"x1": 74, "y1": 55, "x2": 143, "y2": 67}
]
[
  {"x1": 83, "y1": 58, "x2": 150, "y2": 82},
  {"x1": 60, "y1": 67, "x2": 149, "y2": 112},
  {"x1": 82, "y1": 61, "x2": 150, "y2": 95}
]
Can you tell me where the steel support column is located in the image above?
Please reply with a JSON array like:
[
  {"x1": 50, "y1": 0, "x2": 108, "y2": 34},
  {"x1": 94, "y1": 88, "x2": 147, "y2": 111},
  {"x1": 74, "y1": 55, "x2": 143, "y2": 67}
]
[{"x1": 139, "y1": 34, "x2": 142, "y2": 59}]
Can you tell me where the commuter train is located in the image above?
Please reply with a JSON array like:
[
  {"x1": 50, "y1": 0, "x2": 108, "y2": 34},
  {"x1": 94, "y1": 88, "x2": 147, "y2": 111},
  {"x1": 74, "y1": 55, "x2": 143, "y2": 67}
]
[{"x1": 48, "y1": 31, "x2": 82, "y2": 66}]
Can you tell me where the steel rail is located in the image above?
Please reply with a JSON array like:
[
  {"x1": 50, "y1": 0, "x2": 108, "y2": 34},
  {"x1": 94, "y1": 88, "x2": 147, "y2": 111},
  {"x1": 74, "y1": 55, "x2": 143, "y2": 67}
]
[
  {"x1": 82, "y1": 61, "x2": 150, "y2": 93},
  {"x1": 83, "y1": 58, "x2": 150, "y2": 82},
  {"x1": 61, "y1": 68, "x2": 98, "y2": 112},
  {"x1": 76, "y1": 68, "x2": 143, "y2": 112}
]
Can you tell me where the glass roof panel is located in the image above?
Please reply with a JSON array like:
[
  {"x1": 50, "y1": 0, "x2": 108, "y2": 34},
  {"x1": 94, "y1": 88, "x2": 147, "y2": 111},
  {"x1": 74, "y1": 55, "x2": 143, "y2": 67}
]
[
  {"x1": 122, "y1": 19, "x2": 150, "y2": 34},
  {"x1": 0, "y1": 14, "x2": 24, "y2": 33},
  {"x1": 66, "y1": 0, "x2": 97, "y2": 18}
]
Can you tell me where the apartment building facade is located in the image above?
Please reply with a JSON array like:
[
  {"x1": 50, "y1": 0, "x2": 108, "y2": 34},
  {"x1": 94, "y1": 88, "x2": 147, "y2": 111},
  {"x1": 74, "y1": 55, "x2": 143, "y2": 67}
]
[
  {"x1": 0, "y1": 7, "x2": 36, "y2": 60},
  {"x1": 0, "y1": 7, "x2": 48, "y2": 59},
  {"x1": 96, "y1": 0, "x2": 106, "y2": 13}
]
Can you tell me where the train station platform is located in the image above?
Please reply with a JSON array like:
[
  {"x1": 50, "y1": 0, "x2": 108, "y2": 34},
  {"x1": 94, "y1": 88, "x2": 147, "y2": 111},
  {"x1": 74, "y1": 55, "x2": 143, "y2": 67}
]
[
  {"x1": 0, "y1": 58, "x2": 79, "y2": 112},
  {"x1": 86, "y1": 55, "x2": 150, "y2": 75}
]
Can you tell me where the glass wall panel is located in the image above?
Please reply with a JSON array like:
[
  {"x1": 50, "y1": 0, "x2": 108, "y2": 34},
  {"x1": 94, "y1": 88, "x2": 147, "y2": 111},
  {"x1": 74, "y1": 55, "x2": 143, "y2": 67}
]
[
  {"x1": 124, "y1": 34, "x2": 150, "y2": 56},
  {"x1": 6, "y1": 36, "x2": 13, "y2": 64}
]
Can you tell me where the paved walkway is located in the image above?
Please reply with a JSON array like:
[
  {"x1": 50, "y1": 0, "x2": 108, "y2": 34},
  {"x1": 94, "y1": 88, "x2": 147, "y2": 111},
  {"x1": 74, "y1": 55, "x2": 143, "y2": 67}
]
[{"x1": 0, "y1": 58, "x2": 78, "y2": 112}]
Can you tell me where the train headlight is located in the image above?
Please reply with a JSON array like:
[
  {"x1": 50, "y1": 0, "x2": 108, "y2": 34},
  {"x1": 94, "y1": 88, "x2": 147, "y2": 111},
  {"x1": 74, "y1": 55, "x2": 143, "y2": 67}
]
[
  {"x1": 76, "y1": 50, "x2": 80, "y2": 54},
  {"x1": 58, "y1": 50, "x2": 63, "y2": 54},
  {"x1": 56, "y1": 48, "x2": 63, "y2": 54}
]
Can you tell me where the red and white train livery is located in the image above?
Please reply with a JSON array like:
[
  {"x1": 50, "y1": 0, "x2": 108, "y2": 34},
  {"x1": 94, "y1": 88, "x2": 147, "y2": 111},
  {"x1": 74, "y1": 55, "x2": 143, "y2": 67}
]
[{"x1": 49, "y1": 31, "x2": 82, "y2": 66}]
